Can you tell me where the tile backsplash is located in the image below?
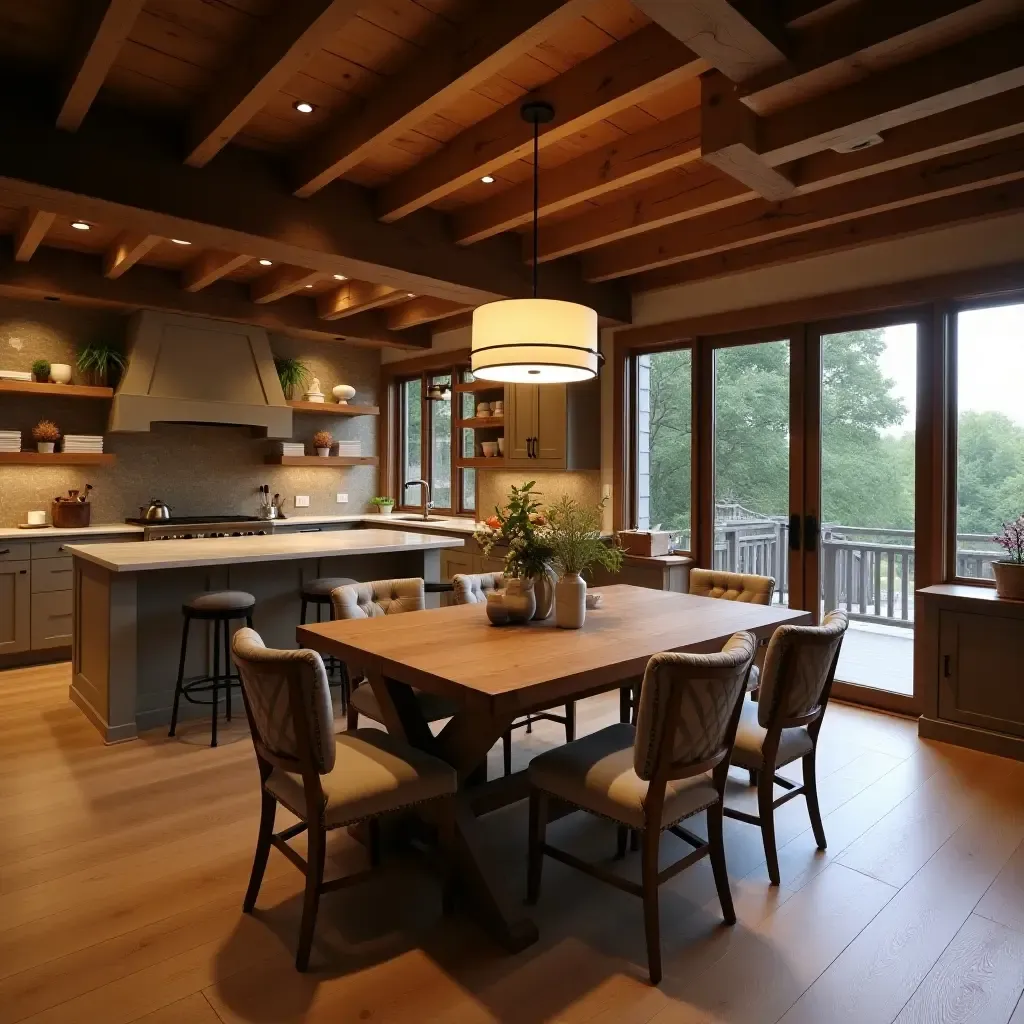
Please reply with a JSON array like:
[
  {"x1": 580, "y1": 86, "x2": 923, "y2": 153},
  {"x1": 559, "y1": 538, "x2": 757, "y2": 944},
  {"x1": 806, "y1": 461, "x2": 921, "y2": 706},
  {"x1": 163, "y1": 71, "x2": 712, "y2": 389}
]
[
  {"x1": 476, "y1": 470, "x2": 603, "y2": 519},
  {"x1": 0, "y1": 298, "x2": 381, "y2": 526}
]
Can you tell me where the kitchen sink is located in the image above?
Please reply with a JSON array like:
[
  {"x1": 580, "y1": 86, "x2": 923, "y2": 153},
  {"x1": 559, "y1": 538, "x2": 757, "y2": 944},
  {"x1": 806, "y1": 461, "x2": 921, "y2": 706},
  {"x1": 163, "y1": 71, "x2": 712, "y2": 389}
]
[{"x1": 388, "y1": 515, "x2": 455, "y2": 523}]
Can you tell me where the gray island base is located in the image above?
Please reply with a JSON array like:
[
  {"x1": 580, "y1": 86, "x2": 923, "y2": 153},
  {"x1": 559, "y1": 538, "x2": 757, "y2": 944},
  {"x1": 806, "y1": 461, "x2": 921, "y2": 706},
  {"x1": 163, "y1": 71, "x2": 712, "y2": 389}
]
[{"x1": 66, "y1": 529, "x2": 464, "y2": 742}]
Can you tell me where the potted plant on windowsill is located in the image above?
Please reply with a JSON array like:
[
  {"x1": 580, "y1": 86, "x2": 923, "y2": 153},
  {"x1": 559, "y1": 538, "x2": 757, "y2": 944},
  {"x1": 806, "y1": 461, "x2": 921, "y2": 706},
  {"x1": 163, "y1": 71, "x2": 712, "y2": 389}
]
[
  {"x1": 312, "y1": 430, "x2": 333, "y2": 457},
  {"x1": 993, "y1": 514, "x2": 1024, "y2": 600},
  {"x1": 545, "y1": 495, "x2": 624, "y2": 629},
  {"x1": 76, "y1": 342, "x2": 126, "y2": 387},
  {"x1": 32, "y1": 419, "x2": 60, "y2": 454},
  {"x1": 370, "y1": 496, "x2": 395, "y2": 515},
  {"x1": 31, "y1": 359, "x2": 50, "y2": 383}
]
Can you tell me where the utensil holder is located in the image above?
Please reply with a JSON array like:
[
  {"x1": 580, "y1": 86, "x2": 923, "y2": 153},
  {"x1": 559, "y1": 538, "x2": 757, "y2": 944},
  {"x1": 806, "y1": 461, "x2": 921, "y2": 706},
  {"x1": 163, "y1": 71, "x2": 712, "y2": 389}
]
[{"x1": 51, "y1": 501, "x2": 91, "y2": 528}]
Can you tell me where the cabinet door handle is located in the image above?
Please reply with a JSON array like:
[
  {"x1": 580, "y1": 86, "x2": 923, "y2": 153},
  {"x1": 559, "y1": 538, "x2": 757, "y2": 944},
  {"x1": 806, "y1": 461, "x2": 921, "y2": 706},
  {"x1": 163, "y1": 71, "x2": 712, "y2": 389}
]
[
  {"x1": 298, "y1": 528, "x2": 321, "y2": 533},
  {"x1": 788, "y1": 514, "x2": 801, "y2": 552},
  {"x1": 58, "y1": 545, "x2": 66, "y2": 552},
  {"x1": 0, "y1": 548, "x2": 9, "y2": 555},
  {"x1": 943, "y1": 654, "x2": 951, "y2": 678},
  {"x1": 19, "y1": 569, "x2": 26, "y2": 574}
]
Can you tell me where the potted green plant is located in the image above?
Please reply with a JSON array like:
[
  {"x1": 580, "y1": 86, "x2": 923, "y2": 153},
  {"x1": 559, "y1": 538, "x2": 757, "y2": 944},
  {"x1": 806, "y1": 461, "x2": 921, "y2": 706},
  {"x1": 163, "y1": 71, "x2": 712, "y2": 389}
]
[
  {"x1": 545, "y1": 494, "x2": 623, "y2": 628},
  {"x1": 370, "y1": 496, "x2": 395, "y2": 515},
  {"x1": 311, "y1": 430, "x2": 334, "y2": 457},
  {"x1": 31, "y1": 359, "x2": 50, "y2": 383},
  {"x1": 275, "y1": 357, "x2": 311, "y2": 400},
  {"x1": 32, "y1": 419, "x2": 60, "y2": 454},
  {"x1": 76, "y1": 342, "x2": 126, "y2": 387},
  {"x1": 993, "y1": 514, "x2": 1024, "y2": 600}
]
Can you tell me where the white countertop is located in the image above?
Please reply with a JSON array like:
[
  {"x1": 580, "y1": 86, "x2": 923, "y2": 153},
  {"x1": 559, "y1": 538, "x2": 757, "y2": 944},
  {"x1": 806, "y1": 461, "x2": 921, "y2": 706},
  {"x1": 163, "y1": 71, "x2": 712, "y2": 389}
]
[
  {"x1": 0, "y1": 523, "x2": 145, "y2": 541},
  {"x1": 67, "y1": 528, "x2": 464, "y2": 572},
  {"x1": 282, "y1": 513, "x2": 480, "y2": 535}
]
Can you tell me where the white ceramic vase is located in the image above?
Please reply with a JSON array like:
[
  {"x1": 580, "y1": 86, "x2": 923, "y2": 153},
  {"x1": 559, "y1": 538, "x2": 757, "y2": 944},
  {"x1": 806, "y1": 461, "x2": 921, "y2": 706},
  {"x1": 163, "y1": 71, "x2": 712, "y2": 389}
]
[
  {"x1": 37, "y1": 442, "x2": 55, "y2": 454},
  {"x1": 50, "y1": 363, "x2": 73, "y2": 384},
  {"x1": 532, "y1": 568, "x2": 556, "y2": 620},
  {"x1": 333, "y1": 384, "x2": 356, "y2": 404},
  {"x1": 555, "y1": 572, "x2": 587, "y2": 629}
]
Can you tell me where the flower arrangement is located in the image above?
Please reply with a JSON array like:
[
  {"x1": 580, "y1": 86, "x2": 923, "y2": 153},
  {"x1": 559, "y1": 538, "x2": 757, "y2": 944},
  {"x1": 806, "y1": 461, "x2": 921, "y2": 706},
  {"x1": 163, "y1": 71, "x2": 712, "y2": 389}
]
[
  {"x1": 545, "y1": 495, "x2": 624, "y2": 579},
  {"x1": 474, "y1": 480, "x2": 554, "y2": 579},
  {"x1": 32, "y1": 419, "x2": 60, "y2": 443},
  {"x1": 312, "y1": 430, "x2": 333, "y2": 455},
  {"x1": 994, "y1": 514, "x2": 1024, "y2": 564}
]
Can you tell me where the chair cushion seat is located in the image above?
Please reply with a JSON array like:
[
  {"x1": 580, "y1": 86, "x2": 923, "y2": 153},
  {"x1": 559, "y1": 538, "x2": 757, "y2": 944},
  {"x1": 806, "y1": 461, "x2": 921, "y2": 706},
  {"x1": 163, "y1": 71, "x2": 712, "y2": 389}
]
[
  {"x1": 266, "y1": 727, "x2": 456, "y2": 827},
  {"x1": 302, "y1": 577, "x2": 358, "y2": 600},
  {"x1": 730, "y1": 701, "x2": 813, "y2": 770},
  {"x1": 349, "y1": 682, "x2": 460, "y2": 724},
  {"x1": 184, "y1": 590, "x2": 255, "y2": 615},
  {"x1": 528, "y1": 723, "x2": 719, "y2": 830}
]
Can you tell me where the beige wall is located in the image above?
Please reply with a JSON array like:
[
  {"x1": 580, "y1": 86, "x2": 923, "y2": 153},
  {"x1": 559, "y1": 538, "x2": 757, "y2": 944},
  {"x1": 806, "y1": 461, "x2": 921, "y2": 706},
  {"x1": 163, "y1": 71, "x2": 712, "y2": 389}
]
[{"x1": 0, "y1": 297, "x2": 381, "y2": 527}]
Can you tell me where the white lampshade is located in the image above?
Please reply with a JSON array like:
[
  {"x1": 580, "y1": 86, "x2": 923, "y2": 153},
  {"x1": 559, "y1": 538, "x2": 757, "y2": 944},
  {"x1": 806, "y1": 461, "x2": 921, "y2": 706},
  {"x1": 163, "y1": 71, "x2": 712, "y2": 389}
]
[{"x1": 471, "y1": 298, "x2": 599, "y2": 383}]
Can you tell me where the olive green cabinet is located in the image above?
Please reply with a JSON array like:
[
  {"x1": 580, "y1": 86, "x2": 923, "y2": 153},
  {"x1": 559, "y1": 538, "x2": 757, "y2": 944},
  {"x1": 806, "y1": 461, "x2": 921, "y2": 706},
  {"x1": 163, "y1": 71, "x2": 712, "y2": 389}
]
[
  {"x1": 0, "y1": 560, "x2": 31, "y2": 654},
  {"x1": 504, "y1": 379, "x2": 600, "y2": 470}
]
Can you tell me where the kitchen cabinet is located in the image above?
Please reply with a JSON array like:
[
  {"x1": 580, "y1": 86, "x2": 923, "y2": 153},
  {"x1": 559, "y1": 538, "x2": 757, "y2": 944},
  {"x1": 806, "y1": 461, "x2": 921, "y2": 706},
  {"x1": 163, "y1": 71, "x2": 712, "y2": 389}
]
[
  {"x1": 0, "y1": 561, "x2": 31, "y2": 654},
  {"x1": 504, "y1": 379, "x2": 600, "y2": 470}
]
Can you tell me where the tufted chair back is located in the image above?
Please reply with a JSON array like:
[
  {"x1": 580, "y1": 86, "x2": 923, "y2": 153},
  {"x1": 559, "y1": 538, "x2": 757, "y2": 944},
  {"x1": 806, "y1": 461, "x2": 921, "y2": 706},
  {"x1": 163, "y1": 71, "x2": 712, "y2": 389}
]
[
  {"x1": 689, "y1": 569, "x2": 776, "y2": 605},
  {"x1": 330, "y1": 577, "x2": 425, "y2": 620},
  {"x1": 231, "y1": 627, "x2": 336, "y2": 774},
  {"x1": 633, "y1": 631, "x2": 756, "y2": 782},
  {"x1": 757, "y1": 610, "x2": 849, "y2": 727},
  {"x1": 452, "y1": 572, "x2": 505, "y2": 606}
]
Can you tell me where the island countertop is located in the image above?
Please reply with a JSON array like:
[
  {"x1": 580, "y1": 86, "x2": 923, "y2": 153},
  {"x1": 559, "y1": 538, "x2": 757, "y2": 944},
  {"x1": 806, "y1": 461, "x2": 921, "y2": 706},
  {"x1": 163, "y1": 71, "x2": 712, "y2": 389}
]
[{"x1": 66, "y1": 528, "x2": 464, "y2": 572}]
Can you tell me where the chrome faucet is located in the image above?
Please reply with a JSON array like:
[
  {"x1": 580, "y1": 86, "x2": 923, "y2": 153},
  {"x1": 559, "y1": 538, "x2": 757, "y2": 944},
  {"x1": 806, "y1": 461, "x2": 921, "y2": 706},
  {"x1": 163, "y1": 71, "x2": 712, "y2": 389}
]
[{"x1": 404, "y1": 478, "x2": 433, "y2": 520}]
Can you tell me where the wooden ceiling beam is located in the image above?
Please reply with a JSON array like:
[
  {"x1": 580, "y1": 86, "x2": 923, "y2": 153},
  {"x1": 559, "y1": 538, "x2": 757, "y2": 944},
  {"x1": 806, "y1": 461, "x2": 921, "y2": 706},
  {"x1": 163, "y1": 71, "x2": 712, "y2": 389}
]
[
  {"x1": 0, "y1": 101, "x2": 629, "y2": 321},
  {"x1": 317, "y1": 281, "x2": 404, "y2": 319},
  {"x1": 376, "y1": 25, "x2": 706, "y2": 222},
  {"x1": 102, "y1": 231, "x2": 161, "y2": 279},
  {"x1": 584, "y1": 135, "x2": 1024, "y2": 279},
  {"x1": 13, "y1": 209, "x2": 55, "y2": 262},
  {"x1": 631, "y1": 178, "x2": 1024, "y2": 291},
  {"x1": 57, "y1": 0, "x2": 144, "y2": 131},
  {"x1": 453, "y1": 109, "x2": 702, "y2": 245},
  {"x1": 293, "y1": 0, "x2": 593, "y2": 198},
  {"x1": 0, "y1": 242, "x2": 430, "y2": 349},
  {"x1": 182, "y1": 250, "x2": 252, "y2": 293},
  {"x1": 251, "y1": 265, "x2": 325, "y2": 304},
  {"x1": 186, "y1": 0, "x2": 364, "y2": 169},
  {"x1": 385, "y1": 297, "x2": 474, "y2": 330},
  {"x1": 538, "y1": 84, "x2": 1024, "y2": 261}
]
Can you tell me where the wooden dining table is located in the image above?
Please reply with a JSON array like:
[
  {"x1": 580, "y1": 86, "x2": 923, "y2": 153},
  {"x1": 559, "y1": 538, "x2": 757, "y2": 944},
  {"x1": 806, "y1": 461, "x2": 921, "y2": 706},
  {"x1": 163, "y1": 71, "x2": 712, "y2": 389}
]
[{"x1": 297, "y1": 584, "x2": 811, "y2": 952}]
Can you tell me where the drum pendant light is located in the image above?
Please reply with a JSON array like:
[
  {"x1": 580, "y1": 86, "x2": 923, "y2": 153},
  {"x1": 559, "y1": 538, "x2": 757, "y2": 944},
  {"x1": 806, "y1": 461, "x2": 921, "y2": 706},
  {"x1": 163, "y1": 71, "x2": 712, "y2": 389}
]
[{"x1": 471, "y1": 101, "x2": 600, "y2": 384}]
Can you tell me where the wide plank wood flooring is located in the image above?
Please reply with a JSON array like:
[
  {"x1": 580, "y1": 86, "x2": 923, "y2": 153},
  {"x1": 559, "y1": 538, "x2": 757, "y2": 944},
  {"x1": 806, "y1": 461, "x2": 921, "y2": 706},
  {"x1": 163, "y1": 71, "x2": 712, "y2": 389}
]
[{"x1": 2, "y1": 662, "x2": 1024, "y2": 1023}]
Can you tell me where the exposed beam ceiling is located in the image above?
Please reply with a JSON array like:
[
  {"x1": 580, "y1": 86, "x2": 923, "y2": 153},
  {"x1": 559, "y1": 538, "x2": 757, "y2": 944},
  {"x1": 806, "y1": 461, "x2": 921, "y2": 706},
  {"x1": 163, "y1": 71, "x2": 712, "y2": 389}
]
[
  {"x1": 13, "y1": 209, "x2": 55, "y2": 262},
  {"x1": 631, "y1": 0, "x2": 789, "y2": 82},
  {"x1": 376, "y1": 25, "x2": 706, "y2": 222},
  {"x1": 57, "y1": 0, "x2": 145, "y2": 131},
  {"x1": 250, "y1": 265, "x2": 325, "y2": 304},
  {"x1": 585, "y1": 135, "x2": 1024, "y2": 279},
  {"x1": 182, "y1": 250, "x2": 252, "y2": 293},
  {"x1": 317, "y1": 281, "x2": 404, "y2": 319},
  {"x1": 0, "y1": 97, "x2": 629, "y2": 321},
  {"x1": 386, "y1": 296, "x2": 474, "y2": 329},
  {"x1": 0, "y1": 243, "x2": 430, "y2": 349},
  {"x1": 186, "y1": 0, "x2": 364, "y2": 168},
  {"x1": 453, "y1": 109, "x2": 702, "y2": 245},
  {"x1": 293, "y1": 0, "x2": 593, "y2": 197},
  {"x1": 102, "y1": 231, "x2": 161, "y2": 279}
]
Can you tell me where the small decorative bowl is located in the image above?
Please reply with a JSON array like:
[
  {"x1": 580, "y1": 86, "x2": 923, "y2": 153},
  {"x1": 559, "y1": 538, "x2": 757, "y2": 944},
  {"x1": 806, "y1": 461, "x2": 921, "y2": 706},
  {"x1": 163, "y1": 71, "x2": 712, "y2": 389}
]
[
  {"x1": 333, "y1": 384, "x2": 356, "y2": 404},
  {"x1": 585, "y1": 592, "x2": 603, "y2": 610}
]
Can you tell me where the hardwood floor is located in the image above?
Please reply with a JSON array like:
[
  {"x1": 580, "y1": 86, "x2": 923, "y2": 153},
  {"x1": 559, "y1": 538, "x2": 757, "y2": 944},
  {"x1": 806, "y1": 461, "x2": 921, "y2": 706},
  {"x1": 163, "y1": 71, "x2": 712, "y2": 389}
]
[{"x1": 2, "y1": 662, "x2": 1024, "y2": 1023}]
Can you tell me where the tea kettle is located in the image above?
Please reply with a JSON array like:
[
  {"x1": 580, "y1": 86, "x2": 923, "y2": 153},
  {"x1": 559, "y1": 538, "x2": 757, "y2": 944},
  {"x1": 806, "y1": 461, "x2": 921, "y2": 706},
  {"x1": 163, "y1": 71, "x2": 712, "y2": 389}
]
[{"x1": 140, "y1": 499, "x2": 172, "y2": 521}]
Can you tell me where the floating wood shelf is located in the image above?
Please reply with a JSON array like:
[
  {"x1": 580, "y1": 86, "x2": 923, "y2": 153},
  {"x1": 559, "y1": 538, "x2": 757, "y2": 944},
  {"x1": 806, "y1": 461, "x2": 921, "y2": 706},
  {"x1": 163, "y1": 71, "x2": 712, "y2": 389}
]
[
  {"x1": 264, "y1": 455, "x2": 378, "y2": 467},
  {"x1": 457, "y1": 457, "x2": 506, "y2": 468},
  {"x1": 0, "y1": 381, "x2": 113, "y2": 399},
  {"x1": 453, "y1": 381, "x2": 505, "y2": 394},
  {"x1": 287, "y1": 400, "x2": 379, "y2": 416},
  {"x1": 0, "y1": 452, "x2": 115, "y2": 465},
  {"x1": 457, "y1": 416, "x2": 504, "y2": 428}
]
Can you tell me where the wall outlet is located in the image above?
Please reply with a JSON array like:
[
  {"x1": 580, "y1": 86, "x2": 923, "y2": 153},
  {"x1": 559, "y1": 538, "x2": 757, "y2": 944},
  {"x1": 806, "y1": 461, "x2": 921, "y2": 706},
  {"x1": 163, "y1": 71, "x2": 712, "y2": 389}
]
[
  {"x1": 294, "y1": 495, "x2": 310, "y2": 508},
  {"x1": 336, "y1": 493, "x2": 348, "y2": 503}
]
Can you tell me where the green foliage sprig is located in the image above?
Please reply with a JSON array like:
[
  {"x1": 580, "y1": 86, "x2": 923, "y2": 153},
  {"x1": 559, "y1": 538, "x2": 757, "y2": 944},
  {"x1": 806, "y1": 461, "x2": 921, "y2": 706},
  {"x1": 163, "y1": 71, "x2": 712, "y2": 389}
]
[
  {"x1": 275, "y1": 357, "x2": 311, "y2": 396},
  {"x1": 77, "y1": 342, "x2": 126, "y2": 381},
  {"x1": 370, "y1": 496, "x2": 395, "y2": 506},
  {"x1": 545, "y1": 495, "x2": 624, "y2": 578}
]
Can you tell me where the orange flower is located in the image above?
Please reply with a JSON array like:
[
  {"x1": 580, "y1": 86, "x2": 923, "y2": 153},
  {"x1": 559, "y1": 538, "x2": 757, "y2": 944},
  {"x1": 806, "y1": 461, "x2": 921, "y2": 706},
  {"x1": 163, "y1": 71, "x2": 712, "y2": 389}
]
[{"x1": 485, "y1": 515, "x2": 501, "y2": 530}]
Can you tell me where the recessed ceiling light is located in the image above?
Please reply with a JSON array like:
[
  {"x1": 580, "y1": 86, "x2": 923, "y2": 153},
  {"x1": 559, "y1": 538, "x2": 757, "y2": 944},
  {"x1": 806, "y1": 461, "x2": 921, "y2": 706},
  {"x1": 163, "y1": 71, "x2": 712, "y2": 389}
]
[
  {"x1": 259, "y1": 259, "x2": 273, "y2": 266},
  {"x1": 305, "y1": 284, "x2": 314, "y2": 288},
  {"x1": 170, "y1": 238, "x2": 191, "y2": 245},
  {"x1": 480, "y1": 175, "x2": 495, "y2": 184},
  {"x1": 406, "y1": 292, "x2": 415, "y2": 298},
  {"x1": 71, "y1": 220, "x2": 90, "y2": 231},
  {"x1": 333, "y1": 274, "x2": 347, "y2": 281},
  {"x1": 294, "y1": 101, "x2": 315, "y2": 114}
]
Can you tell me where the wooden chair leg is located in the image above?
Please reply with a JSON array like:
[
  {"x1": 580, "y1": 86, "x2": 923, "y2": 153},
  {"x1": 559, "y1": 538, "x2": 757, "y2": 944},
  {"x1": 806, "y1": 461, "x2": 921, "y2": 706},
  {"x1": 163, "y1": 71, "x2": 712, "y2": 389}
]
[
  {"x1": 748, "y1": 768, "x2": 758, "y2": 786},
  {"x1": 564, "y1": 701, "x2": 575, "y2": 742},
  {"x1": 630, "y1": 828, "x2": 640, "y2": 852},
  {"x1": 296, "y1": 820, "x2": 326, "y2": 972},
  {"x1": 640, "y1": 827, "x2": 662, "y2": 986},
  {"x1": 803, "y1": 750, "x2": 827, "y2": 851},
  {"x1": 619, "y1": 685, "x2": 631, "y2": 723},
  {"x1": 368, "y1": 817, "x2": 381, "y2": 867},
  {"x1": 437, "y1": 799, "x2": 458, "y2": 916},
  {"x1": 346, "y1": 700, "x2": 359, "y2": 732},
  {"x1": 615, "y1": 825, "x2": 628, "y2": 860},
  {"x1": 758, "y1": 769, "x2": 780, "y2": 886},
  {"x1": 503, "y1": 730, "x2": 512, "y2": 777},
  {"x1": 526, "y1": 790, "x2": 547, "y2": 905},
  {"x1": 707, "y1": 802, "x2": 735, "y2": 925},
  {"x1": 243, "y1": 791, "x2": 276, "y2": 913}
]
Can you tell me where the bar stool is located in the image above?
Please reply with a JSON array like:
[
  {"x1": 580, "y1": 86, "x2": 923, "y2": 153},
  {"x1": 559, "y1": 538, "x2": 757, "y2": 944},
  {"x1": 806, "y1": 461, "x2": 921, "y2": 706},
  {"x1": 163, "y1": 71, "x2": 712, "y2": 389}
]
[
  {"x1": 300, "y1": 577, "x2": 357, "y2": 708},
  {"x1": 169, "y1": 590, "x2": 255, "y2": 747}
]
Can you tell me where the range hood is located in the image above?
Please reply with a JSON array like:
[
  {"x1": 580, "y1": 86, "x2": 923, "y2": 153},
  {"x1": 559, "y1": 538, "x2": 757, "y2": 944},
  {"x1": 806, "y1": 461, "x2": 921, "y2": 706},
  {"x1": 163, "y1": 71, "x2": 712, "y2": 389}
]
[{"x1": 109, "y1": 311, "x2": 292, "y2": 438}]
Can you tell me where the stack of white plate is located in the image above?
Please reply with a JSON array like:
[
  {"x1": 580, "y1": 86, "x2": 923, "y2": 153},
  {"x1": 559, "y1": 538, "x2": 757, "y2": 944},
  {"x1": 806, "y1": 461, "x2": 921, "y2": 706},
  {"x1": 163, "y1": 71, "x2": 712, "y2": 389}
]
[
  {"x1": 277, "y1": 442, "x2": 305, "y2": 456},
  {"x1": 62, "y1": 434, "x2": 104, "y2": 453},
  {"x1": 0, "y1": 430, "x2": 21, "y2": 452},
  {"x1": 0, "y1": 370, "x2": 32, "y2": 382},
  {"x1": 335, "y1": 440, "x2": 361, "y2": 456}
]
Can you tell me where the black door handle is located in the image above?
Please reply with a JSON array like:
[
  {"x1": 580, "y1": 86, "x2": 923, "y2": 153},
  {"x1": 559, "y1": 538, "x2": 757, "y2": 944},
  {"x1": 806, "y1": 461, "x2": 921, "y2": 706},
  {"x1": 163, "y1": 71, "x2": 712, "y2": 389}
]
[
  {"x1": 789, "y1": 514, "x2": 801, "y2": 551},
  {"x1": 804, "y1": 513, "x2": 819, "y2": 553},
  {"x1": 943, "y1": 654, "x2": 951, "y2": 677},
  {"x1": 527, "y1": 437, "x2": 535, "y2": 458}
]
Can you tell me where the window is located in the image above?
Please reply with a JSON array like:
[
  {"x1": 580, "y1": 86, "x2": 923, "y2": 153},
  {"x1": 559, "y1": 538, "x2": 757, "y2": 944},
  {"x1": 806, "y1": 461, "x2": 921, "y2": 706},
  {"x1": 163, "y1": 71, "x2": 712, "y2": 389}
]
[{"x1": 953, "y1": 302, "x2": 1024, "y2": 580}]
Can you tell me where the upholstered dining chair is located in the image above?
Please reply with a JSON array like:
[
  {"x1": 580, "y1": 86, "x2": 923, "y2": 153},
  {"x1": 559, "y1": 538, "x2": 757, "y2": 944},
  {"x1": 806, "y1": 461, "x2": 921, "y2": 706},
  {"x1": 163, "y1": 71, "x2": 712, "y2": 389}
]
[
  {"x1": 231, "y1": 627, "x2": 457, "y2": 971},
  {"x1": 452, "y1": 571, "x2": 576, "y2": 776},
  {"x1": 724, "y1": 609, "x2": 849, "y2": 886},
  {"x1": 334, "y1": 578, "x2": 461, "y2": 732},
  {"x1": 527, "y1": 632, "x2": 757, "y2": 985}
]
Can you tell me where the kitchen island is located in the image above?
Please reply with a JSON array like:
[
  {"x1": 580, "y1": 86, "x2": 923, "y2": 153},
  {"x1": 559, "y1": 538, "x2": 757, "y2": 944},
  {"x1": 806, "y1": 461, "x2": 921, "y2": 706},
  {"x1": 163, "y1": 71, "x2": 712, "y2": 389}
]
[{"x1": 66, "y1": 529, "x2": 464, "y2": 742}]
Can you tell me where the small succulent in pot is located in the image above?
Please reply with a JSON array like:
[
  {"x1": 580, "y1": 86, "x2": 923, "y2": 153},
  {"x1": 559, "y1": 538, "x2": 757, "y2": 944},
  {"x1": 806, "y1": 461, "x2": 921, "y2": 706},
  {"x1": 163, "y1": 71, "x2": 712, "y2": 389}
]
[
  {"x1": 312, "y1": 429, "x2": 334, "y2": 457},
  {"x1": 370, "y1": 496, "x2": 395, "y2": 515},
  {"x1": 76, "y1": 341, "x2": 126, "y2": 387},
  {"x1": 32, "y1": 419, "x2": 60, "y2": 454},
  {"x1": 31, "y1": 359, "x2": 51, "y2": 383}
]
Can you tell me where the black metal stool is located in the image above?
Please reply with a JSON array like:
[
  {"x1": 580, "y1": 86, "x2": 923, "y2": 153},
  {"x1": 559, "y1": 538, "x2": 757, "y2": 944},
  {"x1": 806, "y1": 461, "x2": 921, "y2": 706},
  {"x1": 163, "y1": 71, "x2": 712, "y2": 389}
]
[
  {"x1": 168, "y1": 590, "x2": 255, "y2": 747},
  {"x1": 300, "y1": 577, "x2": 357, "y2": 708}
]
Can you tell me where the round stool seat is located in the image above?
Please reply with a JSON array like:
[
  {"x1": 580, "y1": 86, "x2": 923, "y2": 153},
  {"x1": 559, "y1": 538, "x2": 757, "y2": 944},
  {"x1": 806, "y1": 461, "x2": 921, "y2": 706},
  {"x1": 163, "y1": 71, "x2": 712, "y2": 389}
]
[
  {"x1": 183, "y1": 590, "x2": 256, "y2": 617},
  {"x1": 301, "y1": 577, "x2": 357, "y2": 601}
]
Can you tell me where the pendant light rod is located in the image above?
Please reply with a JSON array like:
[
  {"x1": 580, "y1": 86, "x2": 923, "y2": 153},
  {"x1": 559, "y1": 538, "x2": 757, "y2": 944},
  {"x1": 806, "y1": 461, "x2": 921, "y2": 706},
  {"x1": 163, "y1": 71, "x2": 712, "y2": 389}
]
[{"x1": 521, "y1": 100, "x2": 554, "y2": 300}]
